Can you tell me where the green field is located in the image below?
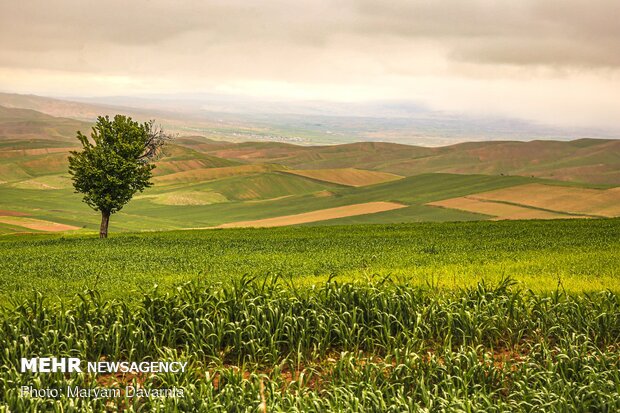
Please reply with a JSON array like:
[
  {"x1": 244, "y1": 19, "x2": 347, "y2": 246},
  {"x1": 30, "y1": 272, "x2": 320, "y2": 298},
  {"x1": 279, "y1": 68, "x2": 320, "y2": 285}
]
[
  {"x1": 1, "y1": 220, "x2": 619, "y2": 411},
  {"x1": 1, "y1": 101, "x2": 620, "y2": 411},
  {"x1": 0, "y1": 172, "x2": 530, "y2": 232},
  {"x1": 1, "y1": 221, "x2": 619, "y2": 411},
  {"x1": 1, "y1": 219, "x2": 618, "y2": 304}
]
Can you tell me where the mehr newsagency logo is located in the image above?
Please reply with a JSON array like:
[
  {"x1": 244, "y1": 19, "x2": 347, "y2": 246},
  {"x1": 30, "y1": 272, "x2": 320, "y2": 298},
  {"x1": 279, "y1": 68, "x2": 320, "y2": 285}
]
[{"x1": 19, "y1": 357, "x2": 186, "y2": 399}]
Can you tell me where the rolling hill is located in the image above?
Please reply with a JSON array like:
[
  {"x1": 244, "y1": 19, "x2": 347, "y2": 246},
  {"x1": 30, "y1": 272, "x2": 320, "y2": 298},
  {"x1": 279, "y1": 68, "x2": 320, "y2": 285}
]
[
  {"x1": 193, "y1": 138, "x2": 620, "y2": 186},
  {"x1": 0, "y1": 105, "x2": 90, "y2": 149},
  {"x1": 0, "y1": 104, "x2": 618, "y2": 234}
]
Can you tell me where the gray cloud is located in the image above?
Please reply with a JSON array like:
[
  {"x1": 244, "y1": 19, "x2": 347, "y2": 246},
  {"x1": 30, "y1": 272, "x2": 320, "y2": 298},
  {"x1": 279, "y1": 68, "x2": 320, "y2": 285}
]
[
  {"x1": 352, "y1": 0, "x2": 620, "y2": 68},
  {"x1": 2, "y1": 0, "x2": 618, "y2": 70},
  {"x1": 0, "y1": 1, "x2": 619, "y2": 128}
]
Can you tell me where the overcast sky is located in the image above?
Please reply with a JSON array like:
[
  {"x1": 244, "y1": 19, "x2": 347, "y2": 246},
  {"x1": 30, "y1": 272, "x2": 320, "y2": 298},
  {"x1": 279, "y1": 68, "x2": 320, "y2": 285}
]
[{"x1": 1, "y1": 0, "x2": 619, "y2": 129}]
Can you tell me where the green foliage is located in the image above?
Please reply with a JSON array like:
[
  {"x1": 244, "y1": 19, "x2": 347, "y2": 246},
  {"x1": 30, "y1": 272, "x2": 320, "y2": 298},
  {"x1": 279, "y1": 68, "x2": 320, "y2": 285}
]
[
  {"x1": 0, "y1": 219, "x2": 617, "y2": 410},
  {"x1": 68, "y1": 115, "x2": 155, "y2": 214},
  {"x1": 0, "y1": 278, "x2": 618, "y2": 411},
  {"x1": 0, "y1": 219, "x2": 619, "y2": 302}
]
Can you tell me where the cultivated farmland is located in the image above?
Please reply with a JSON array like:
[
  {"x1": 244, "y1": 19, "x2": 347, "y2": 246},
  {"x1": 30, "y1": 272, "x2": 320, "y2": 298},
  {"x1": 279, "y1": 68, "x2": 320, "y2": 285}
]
[
  {"x1": 283, "y1": 168, "x2": 403, "y2": 187},
  {"x1": 217, "y1": 201, "x2": 407, "y2": 228},
  {"x1": 1, "y1": 101, "x2": 619, "y2": 411},
  {"x1": 1, "y1": 219, "x2": 618, "y2": 303},
  {"x1": 1, "y1": 268, "x2": 619, "y2": 411},
  {"x1": 1, "y1": 105, "x2": 619, "y2": 234}
]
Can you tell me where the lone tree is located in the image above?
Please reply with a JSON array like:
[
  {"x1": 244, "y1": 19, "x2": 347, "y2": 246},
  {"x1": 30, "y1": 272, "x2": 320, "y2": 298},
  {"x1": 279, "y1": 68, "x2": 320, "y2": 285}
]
[{"x1": 68, "y1": 115, "x2": 170, "y2": 238}]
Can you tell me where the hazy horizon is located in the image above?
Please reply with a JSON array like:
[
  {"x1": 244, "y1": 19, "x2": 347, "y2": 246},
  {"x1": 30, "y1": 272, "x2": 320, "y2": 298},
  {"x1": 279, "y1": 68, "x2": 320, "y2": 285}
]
[{"x1": 1, "y1": 1, "x2": 620, "y2": 132}]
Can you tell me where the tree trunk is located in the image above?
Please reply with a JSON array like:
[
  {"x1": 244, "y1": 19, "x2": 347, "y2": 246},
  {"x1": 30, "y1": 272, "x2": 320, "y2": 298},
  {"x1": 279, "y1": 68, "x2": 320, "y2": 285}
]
[{"x1": 100, "y1": 211, "x2": 110, "y2": 238}]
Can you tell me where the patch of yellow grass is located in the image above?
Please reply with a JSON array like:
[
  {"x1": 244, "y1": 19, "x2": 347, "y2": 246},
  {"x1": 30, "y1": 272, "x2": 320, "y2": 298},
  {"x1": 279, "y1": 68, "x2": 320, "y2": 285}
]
[
  {"x1": 12, "y1": 180, "x2": 59, "y2": 190},
  {"x1": 0, "y1": 147, "x2": 75, "y2": 159},
  {"x1": 245, "y1": 195, "x2": 294, "y2": 203},
  {"x1": 284, "y1": 168, "x2": 402, "y2": 187},
  {"x1": 217, "y1": 201, "x2": 407, "y2": 228},
  {"x1": 11, "y1": 175, "x2": 72, "y2": 190},
  {"x1": 0, "y1": 217, "x2": 79, "y2": 232},
  {"x1": 137, "y1": 190, "x2": 228, "y2": 206},
  {"x1": 428, "y1": 197, "x2": 584, "y2": 220},
  {"x1": 313, "y1": 190, "x2": 334, "y2": 198},
  {"x1": 470, "y1": 183, "x2": 620, "y2": 217}
]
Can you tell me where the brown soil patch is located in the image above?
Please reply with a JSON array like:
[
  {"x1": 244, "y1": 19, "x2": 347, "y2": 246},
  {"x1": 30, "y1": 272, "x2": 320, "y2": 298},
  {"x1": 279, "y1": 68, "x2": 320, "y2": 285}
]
[
  {"x1": 284, "y1": 168, "x2": 402, "y2": 187},
  {"x1": 470, "y1": 183, "x2": 620, "y2": 217},
  {"x1": 0, "y1": 210, "x2": 29, "y2": 216},
  {"x1": 428, "y1": 197, "x2": 584, "y2": 220},
  {"x1": 96, "y1": 372, "x2": 146, "y2": 387},
  {"x1": 0, "y1": 147, "x2": 75, "y2": 159},
  {"x1": 217, "y1": 202, "x2": 407, "y2": 228},
  {"x1": 540, "y1": 164, "x2": 619, "y2": 186},
  {"x1": 0, "y1": 217, "x2": 79, "y2": 232}
]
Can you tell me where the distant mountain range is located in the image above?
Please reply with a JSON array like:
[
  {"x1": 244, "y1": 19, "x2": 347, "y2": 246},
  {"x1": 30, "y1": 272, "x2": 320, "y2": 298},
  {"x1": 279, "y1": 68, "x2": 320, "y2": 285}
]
[{"x1": 1, "y1": 92, "x2": 618, "y2": 146}]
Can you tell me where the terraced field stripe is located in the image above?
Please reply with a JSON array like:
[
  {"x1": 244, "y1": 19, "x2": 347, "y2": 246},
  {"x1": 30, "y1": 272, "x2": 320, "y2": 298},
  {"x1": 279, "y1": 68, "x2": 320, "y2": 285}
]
[{"x1": 217, "y1": 201, "x2": 407, "y2": 228}]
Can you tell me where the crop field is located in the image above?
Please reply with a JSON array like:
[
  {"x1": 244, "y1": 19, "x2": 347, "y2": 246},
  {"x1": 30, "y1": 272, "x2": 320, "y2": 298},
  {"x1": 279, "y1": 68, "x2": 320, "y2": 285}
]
[
  {"x1": 0, "y1": 103, "x2": 619, "y2": 410},
  {"x1": 427, "y1": 197, "x2": 588, "y2": 220},
  {"x1": 1, "y1": 276, "x2": 619, "y2": 411},
  {"x1": 468, "y1": 184, "x2": 620, "y2": 218},
  {"x1": 0, "y1": 172, "x2": 535, "y2": 233},
  {"x1": 0, "y1": 219, "x2": 618, "y2": 304},
  {"x1": 1, "y1": 203, "x2": 619, "y2": 412},
  {"x1": 282, "y1": 168, "x2": 403, "y2": 187},
  {"x1": 1, "y1": 216, "x2": 619, "y2": 412},
  {"x1": 217, "y1": 202, "x2": 407, "y2": 228}
]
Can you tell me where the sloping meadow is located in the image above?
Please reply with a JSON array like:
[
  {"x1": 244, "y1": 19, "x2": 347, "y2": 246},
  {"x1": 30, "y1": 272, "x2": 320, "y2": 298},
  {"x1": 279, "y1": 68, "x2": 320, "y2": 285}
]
[{"x1": 1, "y1": 277, "x2": 618, "y2": 412}]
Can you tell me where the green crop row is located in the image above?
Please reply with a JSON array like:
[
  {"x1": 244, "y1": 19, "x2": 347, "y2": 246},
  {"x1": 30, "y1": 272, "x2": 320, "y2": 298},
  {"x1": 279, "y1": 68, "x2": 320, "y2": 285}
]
[
  {"x1": 1, "y1": 277, "x2": 618, "y2": 412},
  {"x1": 1, "y1": 218, "x2": 619, "y2": 304}
]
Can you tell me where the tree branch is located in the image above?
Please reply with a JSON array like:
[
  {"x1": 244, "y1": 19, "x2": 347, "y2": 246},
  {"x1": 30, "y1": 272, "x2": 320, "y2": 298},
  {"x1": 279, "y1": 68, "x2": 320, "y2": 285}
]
[{"x1": 139, "y1": 120, "x2": 174, "y2": 161}]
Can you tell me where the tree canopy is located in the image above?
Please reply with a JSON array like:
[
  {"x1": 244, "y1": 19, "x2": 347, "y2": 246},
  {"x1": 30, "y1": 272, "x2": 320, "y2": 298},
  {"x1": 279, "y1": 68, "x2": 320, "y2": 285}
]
[{"x1": 68, "y1": 115, "x2": 169, "y2": 237}]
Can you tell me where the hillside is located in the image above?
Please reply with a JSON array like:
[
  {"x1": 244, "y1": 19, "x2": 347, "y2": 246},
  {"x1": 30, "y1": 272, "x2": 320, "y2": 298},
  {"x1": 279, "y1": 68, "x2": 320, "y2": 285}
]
[
  {"x1": 0, "y1": 105, "x2": 90, "y2": 149},
  {"x1": 0, "y1": 105, "x2": 618, "y2": 234},
  {"x1": 195, "y1": 139, "x2": 620, "y2": 185}
]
